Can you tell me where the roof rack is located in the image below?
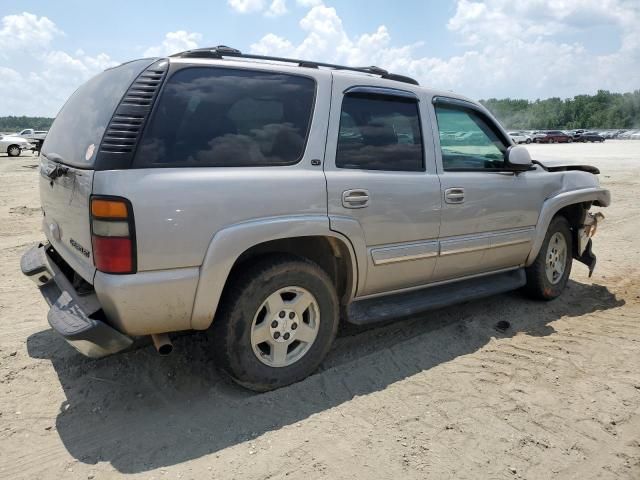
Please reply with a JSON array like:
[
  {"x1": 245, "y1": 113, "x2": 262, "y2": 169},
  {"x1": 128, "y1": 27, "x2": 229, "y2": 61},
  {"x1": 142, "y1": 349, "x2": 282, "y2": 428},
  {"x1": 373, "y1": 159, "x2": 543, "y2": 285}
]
[{"x1": 170, "y1": 45, "x2": 419, "y2": 86}]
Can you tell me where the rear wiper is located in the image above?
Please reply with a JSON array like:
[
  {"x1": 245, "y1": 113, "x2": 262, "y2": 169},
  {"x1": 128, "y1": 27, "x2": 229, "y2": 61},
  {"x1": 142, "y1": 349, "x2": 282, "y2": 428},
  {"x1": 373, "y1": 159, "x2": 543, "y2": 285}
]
[{"x1": 41, "y1": 152, "x2": 70, "y2": 180}]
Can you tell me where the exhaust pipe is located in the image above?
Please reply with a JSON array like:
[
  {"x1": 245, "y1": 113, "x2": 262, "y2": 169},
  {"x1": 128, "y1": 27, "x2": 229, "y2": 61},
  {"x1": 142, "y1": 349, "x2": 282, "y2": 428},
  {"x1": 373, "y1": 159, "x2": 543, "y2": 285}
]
[{"x1": 151, "y1": 334, "x2": 173, "y2": 356}]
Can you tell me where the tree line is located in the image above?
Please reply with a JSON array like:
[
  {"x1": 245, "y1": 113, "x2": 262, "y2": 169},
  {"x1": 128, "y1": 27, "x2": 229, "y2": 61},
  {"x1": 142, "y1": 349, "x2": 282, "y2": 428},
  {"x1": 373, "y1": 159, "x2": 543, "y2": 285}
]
[
  {"x1": 480, "y1": 90, "x2": 640, "y2": 130},
  {"x1": 0, "y1": 116, "x2": 54, "y2": 131},
  {"x1": 1, "y1": 90, "x2": 639, "y2": 132}
]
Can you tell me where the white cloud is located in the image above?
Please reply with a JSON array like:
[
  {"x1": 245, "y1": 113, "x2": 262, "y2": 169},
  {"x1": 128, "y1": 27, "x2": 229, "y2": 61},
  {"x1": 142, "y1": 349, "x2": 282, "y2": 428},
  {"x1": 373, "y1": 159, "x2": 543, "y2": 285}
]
[
  {"x1": 228, "y1": 0, "x2": 266, "y2": 14},
  {"x1": 266, "y1": 0, "x2": 288, "y2": 17},
  {"x1": 0, "y1": 50, "x2": 117, "y2": 117},
  {"x1": 0, "y1": 12, "x2": 62, "y2": 53},
  {"x1": 0, "y1": 12, "x2": 117, "y2": 116},
  {"x1": 228, "y1": 0, "x2": 289, "y2": 17},
  {"x1": 143, "y1": 30, "x2": 202, "y2": 57},
  {"x1": 251, "y1": 0, "x2": 640, "y2": 100}
]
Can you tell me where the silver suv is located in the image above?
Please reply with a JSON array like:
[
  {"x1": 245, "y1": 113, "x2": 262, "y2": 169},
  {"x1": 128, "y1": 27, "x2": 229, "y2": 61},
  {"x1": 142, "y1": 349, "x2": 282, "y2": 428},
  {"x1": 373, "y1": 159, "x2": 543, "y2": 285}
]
[{"x1": 21, "y1": 46, "x2": 610, "y2": 391}]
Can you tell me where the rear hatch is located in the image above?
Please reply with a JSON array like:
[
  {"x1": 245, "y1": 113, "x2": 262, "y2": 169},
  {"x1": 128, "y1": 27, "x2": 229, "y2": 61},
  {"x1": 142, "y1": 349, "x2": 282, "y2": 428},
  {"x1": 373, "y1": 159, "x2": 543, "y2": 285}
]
[{"x1": 39, "y1": 58, "x2": 156, "y2": 283}]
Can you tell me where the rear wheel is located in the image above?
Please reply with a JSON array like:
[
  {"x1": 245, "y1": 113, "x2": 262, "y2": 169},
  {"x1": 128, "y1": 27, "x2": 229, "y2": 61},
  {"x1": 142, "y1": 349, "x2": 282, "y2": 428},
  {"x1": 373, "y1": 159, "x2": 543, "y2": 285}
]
[
  {"x1": 524, "y1": 216, "x2": 572, "y2": 300},
  {"x1": 7, "y1": 145, "x2": 21, "y2": 157},
  {"x1": 211, "y1": 255, "x2": 339, "y2": 391}
]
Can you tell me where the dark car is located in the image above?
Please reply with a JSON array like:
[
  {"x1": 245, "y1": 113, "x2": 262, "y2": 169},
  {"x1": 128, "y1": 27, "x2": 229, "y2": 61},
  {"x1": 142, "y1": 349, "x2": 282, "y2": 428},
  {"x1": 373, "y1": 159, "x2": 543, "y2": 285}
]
[
  {"x1": 574, "y1": 131, "x2": 605, "y2": 143},
  {"x1": 538, "y1": 130, "x2": 573, "y2": 143}
]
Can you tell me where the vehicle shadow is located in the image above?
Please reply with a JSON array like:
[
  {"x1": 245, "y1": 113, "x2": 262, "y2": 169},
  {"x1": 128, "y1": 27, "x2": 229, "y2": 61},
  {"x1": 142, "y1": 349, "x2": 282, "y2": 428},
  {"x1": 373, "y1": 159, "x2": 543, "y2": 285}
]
[{"x1": 26, "y1": 279, "x2": 624, "y2": 473}]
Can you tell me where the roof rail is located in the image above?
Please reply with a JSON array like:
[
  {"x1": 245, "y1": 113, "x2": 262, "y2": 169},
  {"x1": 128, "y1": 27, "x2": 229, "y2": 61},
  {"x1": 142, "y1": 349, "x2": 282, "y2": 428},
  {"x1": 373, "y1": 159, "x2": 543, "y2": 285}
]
[{"x1": 170, "y1": 45, "x2": 419, "y2": 86}]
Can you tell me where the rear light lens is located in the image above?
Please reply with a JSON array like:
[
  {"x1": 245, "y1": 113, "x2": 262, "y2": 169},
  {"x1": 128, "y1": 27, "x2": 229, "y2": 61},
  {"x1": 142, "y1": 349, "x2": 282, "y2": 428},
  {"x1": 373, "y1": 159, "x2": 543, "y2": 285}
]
[{"x1": 90, "y1": 196, "x2": 136, "y2": 274}]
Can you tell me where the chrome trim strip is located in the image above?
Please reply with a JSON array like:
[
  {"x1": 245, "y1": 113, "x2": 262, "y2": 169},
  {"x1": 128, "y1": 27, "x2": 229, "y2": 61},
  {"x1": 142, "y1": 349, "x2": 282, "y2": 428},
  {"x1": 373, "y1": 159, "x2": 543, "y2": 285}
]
[
  {"x1": 439, "y1": 234, "x2": 490, "y2": 256},
  {"x1": 439, "y1": 226, "x2": 535, "y2": 256},
  {"x1": 369, "y1": 227, "x2": 535, "y2": 265},
  {"x1": 371, "y1": 241, "x2": 438, "y2": 266},
  {"x1": 488, "y1": 227, "x2": 535, "y2": 249}
]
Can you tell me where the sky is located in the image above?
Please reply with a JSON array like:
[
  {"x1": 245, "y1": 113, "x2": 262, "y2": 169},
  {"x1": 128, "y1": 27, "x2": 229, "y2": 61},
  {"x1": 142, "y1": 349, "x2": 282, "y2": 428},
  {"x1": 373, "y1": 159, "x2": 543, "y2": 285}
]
[{"x1": 0, "y1": 0, "x2": 638, "y2": 117}]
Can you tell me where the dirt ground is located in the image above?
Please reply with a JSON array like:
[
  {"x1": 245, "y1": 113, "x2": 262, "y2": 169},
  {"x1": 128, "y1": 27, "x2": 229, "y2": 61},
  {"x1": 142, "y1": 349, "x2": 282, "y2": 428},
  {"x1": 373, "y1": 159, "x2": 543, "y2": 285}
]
[{"x1": 0, "y1": 141, "x2": 639, "y2": 480}]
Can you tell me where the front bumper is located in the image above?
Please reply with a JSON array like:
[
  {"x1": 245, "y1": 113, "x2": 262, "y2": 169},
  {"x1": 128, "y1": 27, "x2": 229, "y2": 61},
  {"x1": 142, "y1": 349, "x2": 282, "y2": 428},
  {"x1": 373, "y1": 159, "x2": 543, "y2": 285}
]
[{"x1": 21, "y1": 243, "x2": 133, "y2": 358}]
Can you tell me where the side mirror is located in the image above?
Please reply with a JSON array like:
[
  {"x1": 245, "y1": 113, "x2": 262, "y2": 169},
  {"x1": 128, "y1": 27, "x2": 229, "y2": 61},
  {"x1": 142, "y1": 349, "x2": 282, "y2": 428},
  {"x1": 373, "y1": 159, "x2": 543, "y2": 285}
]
[{"x1": 506, "y1": 145, "x2": 532, "y2": 171}]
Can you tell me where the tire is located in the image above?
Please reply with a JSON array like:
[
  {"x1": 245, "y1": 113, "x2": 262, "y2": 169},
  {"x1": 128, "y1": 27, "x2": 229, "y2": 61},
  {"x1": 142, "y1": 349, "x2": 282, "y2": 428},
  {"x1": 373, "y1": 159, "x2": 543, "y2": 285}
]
[
  {"x1": 568, "y1": 138, "x2": 573, "y2": 143},
  {"x1": 211, "y1": 254, "x2": 339, "y2": 391},
  {"x1": 524, "y1": 216, "x2": 573, "y2": 301},
  {"x1": 526, "y1": 138, "x2": 532, "y2": 144},
  {"x1": 7, "y1": 145, "x2": 21, "y2": 157}
]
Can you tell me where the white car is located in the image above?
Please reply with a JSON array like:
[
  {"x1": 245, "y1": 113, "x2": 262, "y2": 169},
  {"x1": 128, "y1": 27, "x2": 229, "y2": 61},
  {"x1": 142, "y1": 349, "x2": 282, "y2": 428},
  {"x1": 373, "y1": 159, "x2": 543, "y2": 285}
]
[
  {"x1": 0, "y1": 134, "x2": 33, "y2": 157},
  {"x1": 508, "y1": 131, "x2": 531, "y2": 144},
  {"x1": 16, "y1": 128, "x2": 48, "y2": 141}
]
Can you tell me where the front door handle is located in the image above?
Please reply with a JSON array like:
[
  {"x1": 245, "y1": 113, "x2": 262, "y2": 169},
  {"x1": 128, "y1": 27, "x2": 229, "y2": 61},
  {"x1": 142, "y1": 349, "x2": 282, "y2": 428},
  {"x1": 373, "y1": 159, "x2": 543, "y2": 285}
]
[
  {"x1": 445, "y1": 187, "x2": 465, "y2": 204},
  {"x1": 342, "y1": 189, "x2": 370, "y2": 208}
]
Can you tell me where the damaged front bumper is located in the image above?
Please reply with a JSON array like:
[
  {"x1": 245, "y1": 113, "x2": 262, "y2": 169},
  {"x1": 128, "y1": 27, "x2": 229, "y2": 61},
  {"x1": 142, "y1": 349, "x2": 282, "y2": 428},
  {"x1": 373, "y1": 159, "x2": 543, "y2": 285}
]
[
  {"x1": 21, "y1": 243, "x2": 133, "y2": 358},
  {"x1": 575, "y1": 212, "x2": 605, "y2": 277}
]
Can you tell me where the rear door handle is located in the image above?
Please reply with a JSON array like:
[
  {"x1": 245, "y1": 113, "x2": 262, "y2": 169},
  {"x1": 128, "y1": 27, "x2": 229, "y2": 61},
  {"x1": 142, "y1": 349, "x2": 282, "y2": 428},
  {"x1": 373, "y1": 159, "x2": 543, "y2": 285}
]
[
  {"x1": 342, "y1": 189, "x2": 370, "y2": 208},
  {"x1": 445, "y1": 187, "x2": 465, "y2": 204}
]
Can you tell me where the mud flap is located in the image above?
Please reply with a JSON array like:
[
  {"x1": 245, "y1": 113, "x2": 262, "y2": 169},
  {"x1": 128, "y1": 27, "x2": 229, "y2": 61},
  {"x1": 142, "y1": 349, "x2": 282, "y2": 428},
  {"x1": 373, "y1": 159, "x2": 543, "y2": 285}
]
[{"x1": 576, "y1": 238, "x2": 596, "y2": 277}]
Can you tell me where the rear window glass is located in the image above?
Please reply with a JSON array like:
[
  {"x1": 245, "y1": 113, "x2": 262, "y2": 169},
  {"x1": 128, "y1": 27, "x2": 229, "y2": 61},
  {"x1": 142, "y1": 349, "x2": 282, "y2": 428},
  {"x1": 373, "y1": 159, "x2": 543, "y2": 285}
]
[
  {"x1": 336, "y1": 94, "x2": 423, "y2": 172},
  {"x1": 42, "y1": 59, "x2": 152, "y2": 168},
  {"x1": 134, "y1": 67, "x2": 316, "y2": 167}
]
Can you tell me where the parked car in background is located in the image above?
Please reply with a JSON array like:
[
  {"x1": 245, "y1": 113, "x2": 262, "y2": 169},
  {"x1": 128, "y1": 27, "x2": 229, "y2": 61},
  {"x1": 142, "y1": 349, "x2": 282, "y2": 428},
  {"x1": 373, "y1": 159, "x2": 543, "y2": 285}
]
[
  {"x1": 531, "y1": 131, "x2": 548, "y2": 143},
  {"x1": 0, "y1": 134, "x2": 33, "y2": 157},
  {"x1": 15, "y1": 129, "x2": 48, "y2": 153},
  {"x1": 574, "y1": 131, "x2": 605, "y2": 143},
  {"x1": 16, "y1": 128, "x2": 48, "y2": 140},
  {"x1": 508, "y1": 131, "x2": 531, "y2": 144},
  {"x1": 537, "y1": 130, "x2": 572, "y2": 143}
]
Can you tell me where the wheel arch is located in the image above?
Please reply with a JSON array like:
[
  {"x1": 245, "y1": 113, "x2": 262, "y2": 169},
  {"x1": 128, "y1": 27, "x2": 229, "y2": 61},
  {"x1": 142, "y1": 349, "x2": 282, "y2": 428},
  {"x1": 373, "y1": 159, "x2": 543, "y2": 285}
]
[
  {"x1": 525, "y1": 187, "x2": 610, "y2": 266},
  {"x1": 190, "y1": 215, "x2": 359, "y2": 330}
]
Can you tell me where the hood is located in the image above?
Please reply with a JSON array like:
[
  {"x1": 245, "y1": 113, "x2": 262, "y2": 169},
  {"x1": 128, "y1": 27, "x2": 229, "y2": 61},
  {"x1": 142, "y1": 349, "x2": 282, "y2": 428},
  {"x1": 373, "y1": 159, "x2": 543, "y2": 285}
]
[{"x1": 534, "y1": 158, "x2": 600, "y2": 175}]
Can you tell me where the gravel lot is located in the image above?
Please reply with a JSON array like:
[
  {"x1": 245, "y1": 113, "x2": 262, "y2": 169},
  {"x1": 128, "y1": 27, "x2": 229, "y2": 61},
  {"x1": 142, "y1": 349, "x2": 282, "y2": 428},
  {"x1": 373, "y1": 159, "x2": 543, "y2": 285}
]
[{"x1": 1, "y1": 141, "x2": 639, "y2": 479}]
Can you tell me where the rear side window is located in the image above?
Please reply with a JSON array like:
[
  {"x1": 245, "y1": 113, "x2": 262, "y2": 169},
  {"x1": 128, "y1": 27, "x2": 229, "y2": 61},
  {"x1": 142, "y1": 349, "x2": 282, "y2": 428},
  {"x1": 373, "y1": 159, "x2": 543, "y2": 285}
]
[
  {"x1": 336, "y1": 94, "x2": 423, "y2": 171},
  {"x1": 42, "y1": 59, "x2": 153, "y2": 168},
  {"x1": 134, "y1": 67, "x2": 315, "y2": 167}
]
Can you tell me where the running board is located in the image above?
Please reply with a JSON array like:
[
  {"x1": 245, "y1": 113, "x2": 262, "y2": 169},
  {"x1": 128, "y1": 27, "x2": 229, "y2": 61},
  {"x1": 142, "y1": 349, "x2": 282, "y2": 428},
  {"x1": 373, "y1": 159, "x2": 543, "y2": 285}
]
[{"x1": 346, "y1": 268, "x2": 526, "y2": 325}]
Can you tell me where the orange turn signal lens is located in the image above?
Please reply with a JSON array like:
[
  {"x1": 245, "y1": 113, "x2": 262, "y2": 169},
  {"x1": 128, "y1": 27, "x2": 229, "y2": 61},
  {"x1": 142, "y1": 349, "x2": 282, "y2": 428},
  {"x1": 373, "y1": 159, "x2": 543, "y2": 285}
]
[{"x1": 91, "y1": 199, "x2": 128, "y2": 219}]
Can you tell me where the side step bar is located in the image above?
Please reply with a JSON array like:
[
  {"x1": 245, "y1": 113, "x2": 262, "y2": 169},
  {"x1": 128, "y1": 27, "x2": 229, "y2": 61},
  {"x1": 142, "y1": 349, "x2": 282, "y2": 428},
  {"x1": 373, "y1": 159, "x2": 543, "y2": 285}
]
[{"x1": 346, "y1": 268, "x2": 526, "y2": 325}]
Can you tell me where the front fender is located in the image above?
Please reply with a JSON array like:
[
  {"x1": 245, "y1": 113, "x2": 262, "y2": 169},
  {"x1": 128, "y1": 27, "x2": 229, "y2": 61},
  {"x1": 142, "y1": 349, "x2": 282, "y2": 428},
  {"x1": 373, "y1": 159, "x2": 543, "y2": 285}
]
[
  {"x1": 526, "y1": 187, "x2": 611, "y2": 265},
  {"x1": 190, "y1": 215, "x2": 359, "y2": 330}
]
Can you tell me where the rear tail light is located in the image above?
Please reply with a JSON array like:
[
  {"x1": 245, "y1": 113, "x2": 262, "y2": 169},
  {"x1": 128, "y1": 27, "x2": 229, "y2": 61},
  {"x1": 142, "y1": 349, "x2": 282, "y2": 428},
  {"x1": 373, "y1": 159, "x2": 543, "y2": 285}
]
[{"x1": 90, "y1": 196, "x2": 136, "y2": 274}]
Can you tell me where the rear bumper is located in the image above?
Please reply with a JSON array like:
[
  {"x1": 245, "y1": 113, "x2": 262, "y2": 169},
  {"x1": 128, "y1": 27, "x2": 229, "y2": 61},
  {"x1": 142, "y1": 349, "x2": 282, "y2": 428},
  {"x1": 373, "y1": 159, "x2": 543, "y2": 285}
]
[{"x1": 21, "y1": 243, "x2": 133, "y2": 358}]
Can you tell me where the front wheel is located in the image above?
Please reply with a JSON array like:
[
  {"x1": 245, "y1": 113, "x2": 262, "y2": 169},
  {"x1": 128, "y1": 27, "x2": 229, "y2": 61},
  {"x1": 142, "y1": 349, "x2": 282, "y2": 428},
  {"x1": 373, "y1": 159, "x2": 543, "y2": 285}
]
[
  {"x1": 7, "y1": 145, "x2": 21, "y2": 157},
  {"x1": 211, "y1": 255, "x2": 339, "y2": 391},
  {"x1": 526, "y1": 138, "x2": 532, "y2": 144},
  {"x1": 524, "y1": 216, "x2": 573, "y2": 300}
]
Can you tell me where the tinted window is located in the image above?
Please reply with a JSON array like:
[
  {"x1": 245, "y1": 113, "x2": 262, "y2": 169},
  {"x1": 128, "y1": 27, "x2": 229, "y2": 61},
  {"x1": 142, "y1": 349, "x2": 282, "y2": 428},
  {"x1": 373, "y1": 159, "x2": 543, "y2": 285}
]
[
  {"x1": 336, "y1": 94, "x2": 423, "y2": 171},
  {"x1": 434, "y1": 105, "x2": 507, "y2": 171},
  {"x1": 42, "y1": 59, "x2": 153, "y2": 168},
  {"x1": 135, "y1": 67, "x2": 315, "y2": 167}
]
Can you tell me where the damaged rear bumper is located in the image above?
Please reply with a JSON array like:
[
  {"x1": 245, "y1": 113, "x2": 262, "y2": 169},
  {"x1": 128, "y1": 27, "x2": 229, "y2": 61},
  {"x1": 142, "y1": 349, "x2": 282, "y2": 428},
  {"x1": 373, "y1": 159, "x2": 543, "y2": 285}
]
[{"x1": 21, "y1": 243, "x2": 133, "y2": 358}]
